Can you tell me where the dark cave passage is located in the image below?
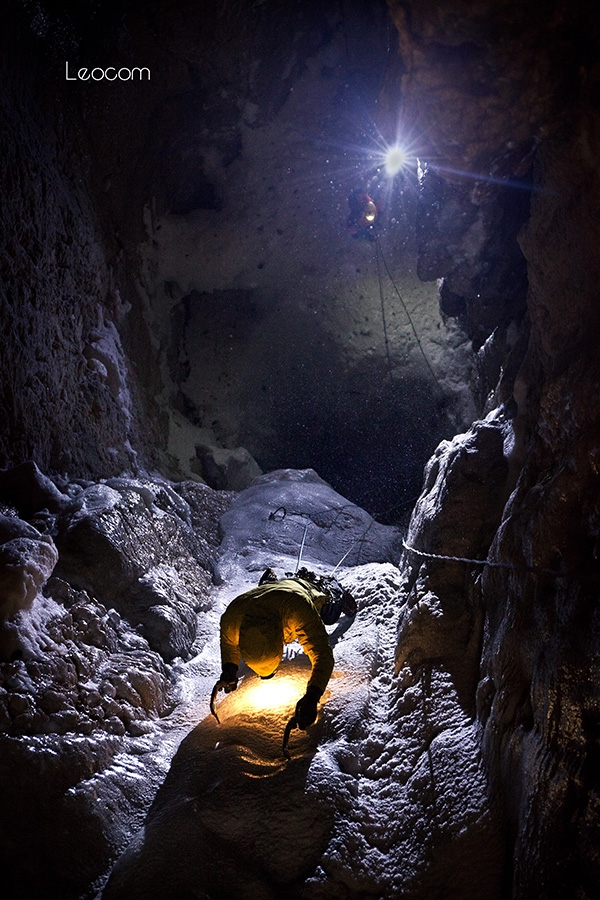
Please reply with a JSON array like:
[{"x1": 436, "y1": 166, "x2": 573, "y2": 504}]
[
  {"x1": 168, "y1": 272, "x2": 460, "y2": 525},
  {"x1": 259, "y1": 369, "x2": 446, "y2": 524}
]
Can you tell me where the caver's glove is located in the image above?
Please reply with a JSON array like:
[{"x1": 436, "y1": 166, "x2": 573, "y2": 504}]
[
  {"x1": 295, "y1": 685, "x2": 323, "y2": 730},
  {"x1": 217, "y1": 663, "x2": 239, "y2": 693}
]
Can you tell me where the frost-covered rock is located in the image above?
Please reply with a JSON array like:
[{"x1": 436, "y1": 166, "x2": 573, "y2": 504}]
[
  {"x1": 216, "y1": 468, "x2": 403, "y2": 582},
  {"x1": 0, "y1": 467, "x2": 234, "y2": 900},
  {"x1": 101, "y1": 563, "x2": 503, "y2": 900},
  {"x1": 99, "y1": 469, "x2": 502, "y2": 900},
  {"x1": 397, "y1": 411, "x2": 511, "y2": 710},
  {"x1": 1, "y1": 584, "x2": 170, "y2": 737},
  {"x1": 54, "y1": 477, "x2": 231, "y2": 661},
  {"x1": 0, "y1": 527, "x2": 58, "y2": 624},
  {"x1": 0, "y1": 581, "x2": 174, "y2": 897}
]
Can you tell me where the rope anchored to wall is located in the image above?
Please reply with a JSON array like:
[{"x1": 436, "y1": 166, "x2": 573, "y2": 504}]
[{"x1": 401, "y1": 540, "x2": 565, "y2": 577}]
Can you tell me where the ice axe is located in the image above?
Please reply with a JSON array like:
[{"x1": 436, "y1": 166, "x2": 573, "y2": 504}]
[
  {"x1": 282, "y1": 714, "x2": 298, "y2": 760},
  {"x1": 210, "y1": 682, "x2": 221, "y2": 724},
  {"x1": 212, "y1": 685, "x2": 298, "y2": 759}
]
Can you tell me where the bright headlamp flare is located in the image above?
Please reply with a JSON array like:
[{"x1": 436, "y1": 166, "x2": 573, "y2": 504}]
[
  {"x1": 384, "y1": 145, "x2": 407, "y2": 176},
  {"x1": 371, "y1": 117, "x2": 423, "y2": 180}
]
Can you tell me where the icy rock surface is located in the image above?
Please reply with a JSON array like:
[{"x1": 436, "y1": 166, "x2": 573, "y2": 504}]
[
  {"x1": 397, "y1": 411, "x2": 512, "y2": 711},
  {"x1": 101, "y1": 473, "x2": 503, "y2": 900},
  {"x1": 0, "y1": 533, "x2": 58, "y2": 622},
  {"x1": 216, "y1": 468, "x2": 403, "y2": 581},
  {"x1": 1, "y1": 461, "x2": 503, "y2": 899},
  {"x1": 53, "y1": 477, "x2": 226, "y2": 661},
  {"x1": 0, "y1": 464, "x2": 233, "y2": 899}
]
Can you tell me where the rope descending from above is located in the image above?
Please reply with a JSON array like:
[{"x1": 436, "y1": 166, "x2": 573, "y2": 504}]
[
  {"x1": 374, "y1": 237, "x2": 443, "y2": 391},
  {"x1": 401, "y1": 539, "x2": 564, "y2": 577},
  {"x1": 374, "y1": 236, "x2": 394, "y2": 379}
]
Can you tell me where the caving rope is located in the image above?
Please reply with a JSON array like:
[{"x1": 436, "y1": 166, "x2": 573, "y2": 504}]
[
  {"x1": 278, "y1": 521, "x2": 314, "y2": 758},
  {"x1": 373, "y1": 236, "x2": 444, "y2": 393},
  {"x1": 267, "y1": 504, "x2": 379, "y2": 572},
  {"x1": 374, "y1": 236, "x2": 394, "y2": 380},
  {"x1": 401, "y1": 539, "x2": 566, "y2": 577},
  {"x1": 295, "y1": 522, "x2": 309, "y2": 574},
  {"x1": 283, "y1": 519, "x2": 363, "y2": 760}
]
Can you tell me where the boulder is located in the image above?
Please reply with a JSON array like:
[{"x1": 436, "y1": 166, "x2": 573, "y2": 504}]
[
  {"x1": 216, "y1": 468, "x2": 404, "y2": 581},
  {"x1": 54, "y1": 478, "x2": 220, "y2": 661},
  {"x1": 0, "y1": 535, "x2": 58, "y2": 623}
]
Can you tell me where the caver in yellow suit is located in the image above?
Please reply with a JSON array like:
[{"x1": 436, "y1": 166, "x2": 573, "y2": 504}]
[{"x1": 217, "y1": 575, "x2": 335, "y2": 729}]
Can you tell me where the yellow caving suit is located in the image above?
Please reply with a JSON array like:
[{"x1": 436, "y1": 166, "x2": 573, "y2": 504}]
[{"x1": 220, "y1": 577, "x2": 334, "y2": 693}]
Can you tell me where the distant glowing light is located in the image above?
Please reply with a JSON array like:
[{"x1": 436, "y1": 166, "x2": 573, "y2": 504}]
[
  {"x1": 369, "y1": 116, "x2": 423, "y2": 181},
  {"x1": 363, "y1": 199, "x2": 377, "y2": 222},
  {"x1": 384, "y1": 145, "x2": 407, "y2": 176}
]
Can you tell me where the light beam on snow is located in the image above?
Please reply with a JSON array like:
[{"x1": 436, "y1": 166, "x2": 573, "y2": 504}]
[{"x1": 225, "y1": 672, "x2": 307, "y2": 716}]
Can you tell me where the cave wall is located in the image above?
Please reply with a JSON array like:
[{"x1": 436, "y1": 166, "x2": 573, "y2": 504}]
[
  {"x1": 388, "y1": 1, "x2": 600, "y2": 896},
  {"x1": 0, "y1": 4, "x2": 156, "y2": 479},
  {"x1": 478, "y1": 107, "x2": 600, "y2": 900}
]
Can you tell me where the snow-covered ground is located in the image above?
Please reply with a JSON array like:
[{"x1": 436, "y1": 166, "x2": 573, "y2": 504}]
[{"x1": 102, "y1": 473, "x2": 504, "y2": 900}]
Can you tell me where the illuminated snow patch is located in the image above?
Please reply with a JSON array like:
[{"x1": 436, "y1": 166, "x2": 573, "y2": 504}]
[{"x1": 226, "y1": 672, "x2": 306, "y2": 715}]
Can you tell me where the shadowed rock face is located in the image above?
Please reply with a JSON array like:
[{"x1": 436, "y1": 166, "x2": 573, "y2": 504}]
[
  {"x1": 0, "y1": 461, "x2": 235, "y2": 899},
  {"x1": 53, "y1": 478, "x2": 218, "y2": 661},
  {"x1": 387, "y1": 1, "x2": 600, "y2": 896}
]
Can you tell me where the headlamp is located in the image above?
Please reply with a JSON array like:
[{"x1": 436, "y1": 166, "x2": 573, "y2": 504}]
[{"x1": 385, "y1": 145, "x2": 407, "y2": 176}]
